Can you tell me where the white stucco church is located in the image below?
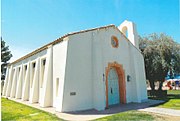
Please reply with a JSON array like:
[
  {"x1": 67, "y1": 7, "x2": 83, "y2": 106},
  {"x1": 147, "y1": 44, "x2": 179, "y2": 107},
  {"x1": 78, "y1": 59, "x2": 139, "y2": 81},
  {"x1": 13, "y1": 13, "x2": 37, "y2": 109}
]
[{"x1": 3, "y1": 20, "x2": 147, "y2": 112}]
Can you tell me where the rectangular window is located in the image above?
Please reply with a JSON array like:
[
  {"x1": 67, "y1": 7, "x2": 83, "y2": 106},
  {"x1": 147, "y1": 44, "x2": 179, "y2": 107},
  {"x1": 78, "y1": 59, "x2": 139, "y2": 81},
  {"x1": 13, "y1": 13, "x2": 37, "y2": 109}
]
[{"x1": 56, "y1": 78, "x2": 59, "y2": 97}]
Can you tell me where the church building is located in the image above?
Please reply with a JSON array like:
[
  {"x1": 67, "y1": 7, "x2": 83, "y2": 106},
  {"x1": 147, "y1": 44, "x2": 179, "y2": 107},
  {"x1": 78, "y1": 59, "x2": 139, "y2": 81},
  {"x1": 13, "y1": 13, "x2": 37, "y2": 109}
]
[{"x1": 3, "y1": 20, "x2": 147, "y2": 112}]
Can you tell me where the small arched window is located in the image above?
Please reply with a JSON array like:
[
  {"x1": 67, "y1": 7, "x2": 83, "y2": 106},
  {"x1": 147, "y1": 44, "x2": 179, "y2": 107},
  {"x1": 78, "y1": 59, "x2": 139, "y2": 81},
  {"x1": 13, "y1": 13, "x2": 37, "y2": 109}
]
[
  {"x1": 111, "y1": 36, "x2": 119, "y2": 48},
  {"x1": 122, "y1": 26, "x2": 128, "y2": 38}
]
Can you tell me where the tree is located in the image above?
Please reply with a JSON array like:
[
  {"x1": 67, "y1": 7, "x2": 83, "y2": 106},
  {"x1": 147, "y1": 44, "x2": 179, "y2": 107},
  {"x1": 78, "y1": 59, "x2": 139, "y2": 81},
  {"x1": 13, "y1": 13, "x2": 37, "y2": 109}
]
[
  {"x1": 139, "y1": 33, "x2": 180, "y2": 90},
  {"x1": 1, "y1": 38, "x2": 13, "y2": 80},
  {"x1": 171, "y1": 43, "x2": 180, "y2": 75}
]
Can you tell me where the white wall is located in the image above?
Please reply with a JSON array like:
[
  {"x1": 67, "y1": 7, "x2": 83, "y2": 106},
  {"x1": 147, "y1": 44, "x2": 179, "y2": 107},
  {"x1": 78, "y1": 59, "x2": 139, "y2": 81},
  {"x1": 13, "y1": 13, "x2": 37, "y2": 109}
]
[
  {"x1": 39, "y1": 46, "x2": 53, "y2": 107},
  {"x1": 62, "y1": 26, "x2": 147, "y2": 111},
  {"x1": 133, "y1": 50, "x2": 148, "y2": 102},
  {"x1": 91, "y1": 29, "x2": 107, "y2": 111},
  {"x1": 91, "y1": 27, "x2": 136, "y2": 106},
  {"x1": 62, "y1": 32, "x2": 93, "y2": 112},
  {"x1": 53, "y1": 39, "x2": 68, "y2": 112}
]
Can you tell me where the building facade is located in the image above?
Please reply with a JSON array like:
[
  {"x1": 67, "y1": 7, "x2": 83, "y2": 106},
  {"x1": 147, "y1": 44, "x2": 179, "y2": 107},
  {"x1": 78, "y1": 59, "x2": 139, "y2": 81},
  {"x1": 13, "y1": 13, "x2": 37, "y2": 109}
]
[{"x1": 3, "y1": 20, "x2": 147, "y2": 112}]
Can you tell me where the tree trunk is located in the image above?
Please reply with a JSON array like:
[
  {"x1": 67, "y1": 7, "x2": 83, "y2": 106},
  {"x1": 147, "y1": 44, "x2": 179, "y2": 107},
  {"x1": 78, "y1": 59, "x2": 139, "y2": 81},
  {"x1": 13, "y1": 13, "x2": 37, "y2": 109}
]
[
  {"x1": 158, "y1": 80, "x2": 164, "y2": 91},
  {"x1": 149, "y1": 80, "x2": 155, "y2": 91}
]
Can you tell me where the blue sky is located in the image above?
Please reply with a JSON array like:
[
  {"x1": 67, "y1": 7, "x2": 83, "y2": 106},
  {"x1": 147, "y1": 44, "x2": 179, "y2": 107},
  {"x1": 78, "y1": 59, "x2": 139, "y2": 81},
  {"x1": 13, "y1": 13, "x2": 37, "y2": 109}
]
[{"x1": 1, "y1": 0, "x2": 180, "y2": 62}]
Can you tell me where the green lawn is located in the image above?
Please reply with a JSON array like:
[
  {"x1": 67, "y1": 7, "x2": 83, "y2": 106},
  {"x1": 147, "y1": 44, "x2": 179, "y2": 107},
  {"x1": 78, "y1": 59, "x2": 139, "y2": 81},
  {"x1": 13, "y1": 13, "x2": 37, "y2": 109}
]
[
  {"x1": 1, "y1": 97, "x2": 62, "y2": 121},
  {"x1": 167, "y1": 90, "x2": 180, "y2": 95},
  {"x1": 157, "y1": 90, "x2": 180, "y2": 110},
  {"x1": 94, "y1": 111, "x2": 155, "y2": 121},
  {"x1": 2, "y1": 90, "x2": 180, "y2": 121}
]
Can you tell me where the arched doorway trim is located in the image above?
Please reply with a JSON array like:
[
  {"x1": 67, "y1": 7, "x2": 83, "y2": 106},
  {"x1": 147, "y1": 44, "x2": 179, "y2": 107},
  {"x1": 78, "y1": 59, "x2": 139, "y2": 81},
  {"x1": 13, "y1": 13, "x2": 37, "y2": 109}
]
[{"x1": 105, "y1": 62, "x2": 126, "y2": 108}]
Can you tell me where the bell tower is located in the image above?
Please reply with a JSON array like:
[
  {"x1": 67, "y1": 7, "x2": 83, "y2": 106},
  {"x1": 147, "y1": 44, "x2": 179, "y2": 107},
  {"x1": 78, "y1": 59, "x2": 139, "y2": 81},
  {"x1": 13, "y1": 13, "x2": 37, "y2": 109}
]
[{"x1": 118, "y1": 20, "x2": 139, "y2": 48}]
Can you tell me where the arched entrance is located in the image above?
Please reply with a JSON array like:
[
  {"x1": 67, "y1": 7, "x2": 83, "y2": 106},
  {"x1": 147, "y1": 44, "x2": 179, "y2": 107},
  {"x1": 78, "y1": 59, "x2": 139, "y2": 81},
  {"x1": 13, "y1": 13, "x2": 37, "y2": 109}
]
[
  {"x1": 105, "y1": 62, "x2": 126, "y2": 108},
  {"x1": 107, "y1": 68, "x2": 120, "y2": 105}
]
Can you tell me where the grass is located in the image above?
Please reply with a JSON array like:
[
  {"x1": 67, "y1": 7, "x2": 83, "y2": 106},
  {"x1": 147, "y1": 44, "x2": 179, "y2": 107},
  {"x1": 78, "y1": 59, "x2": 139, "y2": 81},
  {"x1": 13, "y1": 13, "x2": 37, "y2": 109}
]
[
  {"x1": 167, "y1": 90, "x2": 180, "y2": 95},
  {"x1": 94, "y1": 111, "x2": 155, "y2": 121},
  {"x1": 157, "y1": 90, "x2": 180, "y2": 110},
  {"x1": 1, "y1": 97, "x2": 62, "y2": 121},
  {"x1": 2, "y1": 90, "x2": 179, "y2": 121}
]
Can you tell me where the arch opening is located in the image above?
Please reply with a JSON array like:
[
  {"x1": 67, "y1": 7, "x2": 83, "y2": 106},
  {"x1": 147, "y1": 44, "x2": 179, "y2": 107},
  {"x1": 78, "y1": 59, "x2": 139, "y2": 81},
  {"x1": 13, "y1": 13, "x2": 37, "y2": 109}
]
[
  {"x1": 122, "y1": 26, "x2": 128, "y2": 38},
  {"x1": 105, "y1": 62, "x2": 126, "y2": 108}
]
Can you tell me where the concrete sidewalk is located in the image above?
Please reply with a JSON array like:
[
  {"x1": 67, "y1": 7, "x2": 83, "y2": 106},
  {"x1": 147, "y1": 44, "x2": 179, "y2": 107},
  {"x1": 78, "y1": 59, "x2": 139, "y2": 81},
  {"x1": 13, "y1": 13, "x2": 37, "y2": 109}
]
[
  {"x1": 3, "y1": 97, "x2": 168, "y2": 121},
  {"x1": 138, "y1": 107, "x2": 180, "y2": 117}
]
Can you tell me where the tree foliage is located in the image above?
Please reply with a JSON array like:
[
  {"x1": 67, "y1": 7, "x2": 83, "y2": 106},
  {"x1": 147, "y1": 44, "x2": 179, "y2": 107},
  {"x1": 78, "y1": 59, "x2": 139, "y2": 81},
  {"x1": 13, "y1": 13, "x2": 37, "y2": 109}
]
[
  {"x1": 139, "y1": 33, "x2": 180, "y2": 90},
  {"x1": 1, "y1": 38, "x2": 13, "y2": 79}
]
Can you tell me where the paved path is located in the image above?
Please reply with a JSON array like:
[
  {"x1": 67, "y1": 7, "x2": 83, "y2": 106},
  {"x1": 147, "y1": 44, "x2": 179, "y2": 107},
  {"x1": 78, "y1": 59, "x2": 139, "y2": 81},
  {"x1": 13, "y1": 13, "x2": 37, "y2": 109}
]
[
  {"x1": 138, "y1": 107, "x2": 180, "y2": 117},
  {"x1": 4, "y1": 97, "x2": 180, "y2": 121}
]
